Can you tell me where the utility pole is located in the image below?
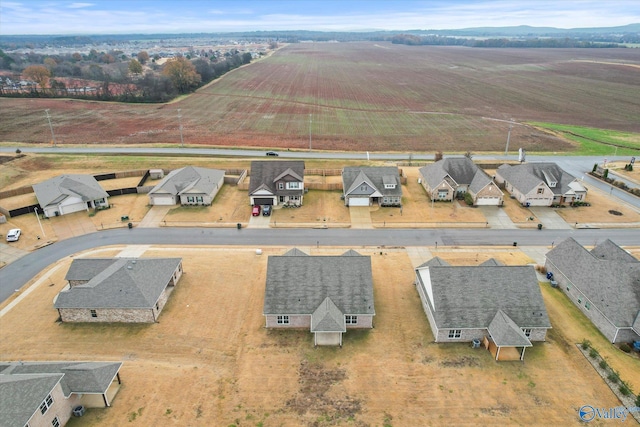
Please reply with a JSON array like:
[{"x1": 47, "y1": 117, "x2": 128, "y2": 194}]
[
  {"x1": 309, "y1": 114, "x2": 312, "y2": 151},
  {"x1": 45, "y1": 109, "x2": 56, "y2": 147},
  {"x1": 178, "y1": 109, "x2": 184, "y2": 148},
  {"x1": 34, "y1": 207, "x2": 46, "y2": 238},
  {"x1": 504, "y1": 119, "x2": 513, "y2": 155}
]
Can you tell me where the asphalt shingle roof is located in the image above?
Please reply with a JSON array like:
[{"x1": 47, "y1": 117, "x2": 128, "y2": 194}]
[
  {"x1": 419, "y1": 157, "x2": 495, "y2": 194},
  {"x1": 488, "y1": 310, "x2": 533, "y2": 347},
  {"x1": 546, "y1": 237, "x2": 640, "y2": 327},
  {"x1": 249, "y1": 161, "x2": 305, "y2": 195},
  {"x1": 55, "y1": 258, "x2": 182, "y2": 309},
  {"x1": 148, "y1": 166, "x2": 224, "y2": 196},
  {"x1": 311, "y1": 297, "x2": 347, "y2": 332},
  {"x1": 497, "y1": 162, "x2": 583, "y2": 196},
  {"x1": 264, "y1": 252, "x2": 374, "y2": 316},
  {"x1": 342, "y1": 167, "x2": 402, "y2": 198},
  {"x1": 32, "y1": 174, "x2": 108, "y2": 207}
]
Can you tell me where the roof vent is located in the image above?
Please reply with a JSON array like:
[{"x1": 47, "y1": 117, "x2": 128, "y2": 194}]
[{"x1": 127, "y1": 265, "x2": 133, "y2": 270}]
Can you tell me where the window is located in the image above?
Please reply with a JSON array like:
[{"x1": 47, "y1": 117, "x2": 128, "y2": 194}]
[
  {"x1": 537, "y1": 187, "x2": 544, "y2": 194},
  {"x1": 345, "y1": 315, "x2": 358, "y2": 325},
  {"x1": 40, "y1": 394, "x2": 53, "y2": 415},
  {"x1": 279, "y1": 196, "x2": 285, "y2": 202},
  {"x1": 384, "y1": 183, "x2": 396, "y2": 189},
  {"x1": 90, "y1": 309, "x2": 97, "y2": 318},
  {"x1": 448, "y1": 329, "x2": 462, "y2": 339},
  {"x1": 585, "y1": 302, "x2": 591, "y2": 310},
  {"x1": 277, "y1": 315, "x2": 289, "y2": 325},
  {"x1": 566, "y1": 285, "x2": 570, "y2": 291},
  {"x1": 438, "y1": 189, "x2": 448, "y2": 199},
  {"x1": 522, "y1": 328, "x2": 532, "y2": 337},
  {"x1": 51, "y1": 417, "x2": 60, "y2": 427},
  {"x1": 360, "y1": 185, "x2": 367, "y2": 191},
  {"x1": 186, "y1": 196, "x2": 195, "y2": 203},
  {"x1": 196, "y1": 196, "x2": 203, "y2": 203},
  {"x1": 287, "y1": 182, "x2": 301, "y2": 190},
  {"x1": 278, "y1": 182, "x2": 284, "y2": 190},
  {"x1": 577, "y1": 298, "x2": 582, "y2": 304}
]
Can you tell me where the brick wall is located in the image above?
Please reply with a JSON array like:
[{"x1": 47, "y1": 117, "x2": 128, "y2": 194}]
[{"x1": 26, "y1": 381, "x2": 80, "y2": 427}]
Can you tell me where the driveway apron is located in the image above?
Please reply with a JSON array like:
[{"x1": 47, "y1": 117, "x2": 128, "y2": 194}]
[
  {"x1": 349, "y1": 206, "x2": 373, "y2": 229},
  {"x1": 529, "y1": 207, "x2": 573, "y2": 229},
  {"x1": 138, "y1": 205, "x2": 172, "y2": 228},
  {"x1": 479, "y1": 206, "x2": 517, "y2": 229}
]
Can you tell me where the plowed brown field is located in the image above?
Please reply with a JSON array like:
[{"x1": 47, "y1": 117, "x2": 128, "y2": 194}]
[{"x1": 1, "y1": 43, "x2": 639, "y2": 152}]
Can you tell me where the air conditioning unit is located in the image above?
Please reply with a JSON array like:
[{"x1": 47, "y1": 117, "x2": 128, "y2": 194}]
[{"x1": 72, "y1": 405, "x2": 85, "y2": 417}]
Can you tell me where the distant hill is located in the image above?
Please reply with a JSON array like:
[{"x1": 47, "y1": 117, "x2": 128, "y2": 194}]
[{"x1": 424, "y1": 23, "x2": 640, "y2": 37}]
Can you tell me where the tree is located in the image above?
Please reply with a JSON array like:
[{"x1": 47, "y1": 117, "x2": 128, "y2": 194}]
[
  {"x1": 23, "y1": 65, "x2": 50, "y2": 89},
  {"x1": 128, "y1": 58, "x2": 143, "y2": 75},
  {"x1": 464, "y1": 151, "x2": 473, "y2": 159},
  {"x1": 162, "y1": 56, "x2": 201, "y2": 93},
  {"x1": 434, "y1": 151, "x2": 443, "y2": 162},
  {"x1": 137, "y1": 51, "x2": 149, "y2": 65},
  {"x1": 71, "y1": 52, "x2": 82, "y2": 62}
]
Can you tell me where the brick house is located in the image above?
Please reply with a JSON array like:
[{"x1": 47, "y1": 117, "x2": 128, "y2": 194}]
[
  {"x1": 54, "y1": 258, "x2": 183, "y2": 323},
  {"x1": 148, "y1": 166, "x2": 225, "y2": 206},
  {"x1": 341, "y1": 166, "x2": 402, "y2": 207},
  {"x1": 263, "y1": 248, "x2": 375, "y2": 346},
  {"x1": 32, "y1": 174, "x2": 110, "y2": 218},
  {"x1": 419, "y1": 157, "x2": 503, "y2": 205},
  {"x1": 415, "y1": 258, "x2": 551, "y2": 361},
  {"x1": 0, "y1": 361, "x2": 122, "y2": 427},
  {"x1": 545, "y1": 238, "x2": 640, "y2": 343},
  {"x1": 249, "y1": 161, "x2": 305, "y2": 206}
]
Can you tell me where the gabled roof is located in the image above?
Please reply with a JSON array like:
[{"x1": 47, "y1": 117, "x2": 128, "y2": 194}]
[
  {"x1": 342, "y1": 167, "x2": 402, "y2": 197},
  {"x1": 32, "y1": 174, "x2": 109, "y2": 207},
  {"x1": 497, "y1": 162, "x2": 583, "y2": 196},
  {"x1": 341, "y1": 249, "x2": 363, "y2": 257},
  {"x1": 148, "y1": 166, "x2": 224, "y2": 196},
  {"x1": 417, "y1": 256, "x2": 451, "y2": 269},
  {"x1": 249, "y1": 161, "x2": 305, "y2": 195},
  {"x1": 488, "y1": 310, "x2": 532, "y2": 347},
  {"x1": 419, "y1": 158, "x2": 496, "y2": 195},
  {"x1": 546, "y1": 237, "x2": 640, "y2": 327},
  {"x1": 264, "y1": 254, "x2": 375, "y2": 316},
  {"x1": 416, "y1": 264, "x2": 550, "y2": 330},
  {"x1": 0, "y1": 361, "x2": 122, "y2": 426},
  {"x1": 479, "y1": 258, "x2": 505, "y2": 267},
  {"x1": 282, "y1": 248, "x2": 309, "y2": 257},
  {"x1": 311, "y1": 297, "x2": 346, "y2": 332},
  {"x1": 55, "y1": 258, "x2": 182, "y2": 309}
]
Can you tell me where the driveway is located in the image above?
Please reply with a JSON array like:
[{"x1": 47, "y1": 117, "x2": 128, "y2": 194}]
[
  {"x1": 248, "y1": 212, "x2": 272, "y2": 228},
  {"x1": 0, "y1": 243, "x2": 29, "y2": 269},
  {"x1": 138, "y1": 205, "x2": 172, "y2": 228},
  {"x1": 50, "y1": 211, "x2": 97, "y2": 240},
  {"x1": 529, "y1": 207, "x2": 573, "y2": 229},
  {"x1": 479, "y1": 206, "x2": 517, "y2": 229},
  {"x1": 349, "y1": 206, "x2": 373, "y2": 229}
]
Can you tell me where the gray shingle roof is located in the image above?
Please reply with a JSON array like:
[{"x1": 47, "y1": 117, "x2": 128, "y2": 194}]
[
  {"x1": 488, "y1": 310, "x2": 532, "y2": 347},
  {"x1": 546, "y1": 237, "x2": 640, "y2": 327},
  {"x1": 32, "y1": 174, "x2": 109, "y2": 207},
  {"x1": 0, "y1": 361, "x2": 122, "y2": 426},
  {"x1": 311, "y1": 297, "x2": 346, "y2": 332},
  {"x1": 249, "y1": 161, "x2": 305, "y2": 195},
  {"x1": 497, "y1": 162, "x2": 582, "y2": 196},
  {"x1": 55, "y1": 258, "x2": 182, "y2": 309},
  {"x1": 148, "y1": 166, "x2": 224, "y2": 196},
  {"x1": 479, "y1": 258, "x2": 505, "y2": 267},
  {"x1": 282, "y1": 248, "x2": 309, "y2": 257},
  {"x1": 342, "y1": 167, "x2": 402, "y2": 198},
  {"x1": 417, "y1": 265, "x2": 550, "y2": 330},
  {"x1": 419, "y1": 158, "x2": 495, "y2": 195},
  {"x1": 417, "y1": 257, "x2": 451, "y2": 268},
  {"x1": 263, "y1": 254, "x2": 375, "y2": 316}
]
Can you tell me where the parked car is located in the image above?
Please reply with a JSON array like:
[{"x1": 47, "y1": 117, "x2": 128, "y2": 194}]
[
  {"x1": 262, "y1": 205, "x2": 272, "y2": 216},
  {"x1": 6, "y1": 228, "x2": 21, "y2": 242},
  {"x1": 266, "y1": 151, "x2": 279, "y2": 156},
  {"x1": 252, "y1": 205, "x2": 261, "y2": 216}
]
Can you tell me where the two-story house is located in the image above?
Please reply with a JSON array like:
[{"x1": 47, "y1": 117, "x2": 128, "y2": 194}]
[{"x1": 249, "y1": 161, "x2": 305, "y2": 206}]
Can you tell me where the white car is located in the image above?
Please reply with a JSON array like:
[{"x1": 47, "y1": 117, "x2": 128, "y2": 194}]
[{"x1": 6, "y1": 228, "x2": 21, "y2": 242}]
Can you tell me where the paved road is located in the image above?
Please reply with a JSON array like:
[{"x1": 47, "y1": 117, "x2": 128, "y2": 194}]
[{"x1": 1, "y1": 226, "x2": 639, "y2": 303}]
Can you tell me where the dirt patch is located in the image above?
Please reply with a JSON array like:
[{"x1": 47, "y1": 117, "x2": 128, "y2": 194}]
[
  {"x1": 440, "y1": 355, "x2": 480, "y2": 368},
  {"x1": 608, "y1": 210, "x2": 623, "y2": 216}
]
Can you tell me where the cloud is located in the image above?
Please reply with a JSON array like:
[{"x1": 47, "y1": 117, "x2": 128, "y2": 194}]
[{"x1": 68, "y1": 2, "x2": 94, "y2": 9}]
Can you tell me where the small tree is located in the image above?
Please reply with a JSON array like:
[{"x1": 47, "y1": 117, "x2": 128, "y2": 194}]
[
  {"x1": 128, "y1": 58, "x2": 143, "y2": 75},
  {"x1": 434, "y1": 151, "x2": 443, "y2": 162},
  {"x1": 592, "y1": 163, "x2": 598, "y2": 173},
  {"x1": 162, "y1": 56, "x2": 201, "y2": 93},
  {"x1": 463, "y1": 192, "x2": 474, "y2": 206},
  {"x1": 464, "y1": 151, "x2": 473, "y2": 159},
  {"x1": 23, "y1": 65, "x2": 50, "y2": 89},
  {"x1": 137, "y1": 51, "x2": 150, "y2": 64}
]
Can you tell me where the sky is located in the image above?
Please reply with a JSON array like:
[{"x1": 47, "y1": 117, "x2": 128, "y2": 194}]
[{"x1": 1, "y1": 0, "x2": 639, "y2": 35}]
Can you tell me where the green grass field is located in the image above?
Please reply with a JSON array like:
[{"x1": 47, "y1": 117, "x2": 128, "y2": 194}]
[{"x1": 529, "y1": 122, "x2": 640, "y2": 156}]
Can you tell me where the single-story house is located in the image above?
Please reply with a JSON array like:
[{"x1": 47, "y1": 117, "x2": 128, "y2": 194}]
[
  {"x1": 148, "y1": 166, "x2": 225, "y2": 206},
  {"x1": 0, "y1": 361, "x2": 122, "y2": 427},
  {"x1": 32, "y1": 174, "x2": 110, "y2": 217},
  {"x1": 249, "y1": 161, "x2": 305, "y2": 206},
  {"x1": 419, "y1": 157, "x2": 503, "y2": 205},
  {"x1": 54, "y1": 258, "x2": 183, "y2": 323},
  {"x1": 342, "y1": 166, "x2": 402, "y2": 207},
  {"x1": 263, "y1": 248, "x2": 375, "y2": 346},
  {"x1": 415, "y1": 257, "x2": 551, "y2": 361},
  {"x1": 495, "y1": 162, "x2": 587, "y2": 206},
  {"x1": 545, "y1": 238, "x2": 640, "y2": 343}
]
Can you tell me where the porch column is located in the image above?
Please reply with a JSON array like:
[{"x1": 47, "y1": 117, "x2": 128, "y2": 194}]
[
  {"x1": 520, "y1": 347, "x2": 526, "y2": 361},
  {"x1": 495, "y1": 346, "x2": 501, "y2": 361}
]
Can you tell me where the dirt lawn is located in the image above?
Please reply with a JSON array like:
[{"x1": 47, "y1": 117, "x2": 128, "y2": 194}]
[
  {"x1": 555, "y1": 184, "x2": 640, "y2": 224},
  {"x1": 0, "y1": 246, "x2": 632, "y2": 427}
]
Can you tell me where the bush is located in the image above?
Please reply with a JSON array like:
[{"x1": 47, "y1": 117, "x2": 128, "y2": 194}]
[
  {"x1": 620, "y1": 343, "x2": 632, "y2": 353},
  {"x1": 599, "y1": 360, "x2": 608, "y2": 370},
  {"x1": 463, "y1": 192, "x2": 474, "y2": 206},
  {"x1": 589, "y1": 348, "x2": 598, "y2": 359},
  {"x1": 619, "y1": 384, "x2": 631, "y2": 396},
  {"x1": 607, "y1": 372, "x2": 619, "y2": 383},
  {"x1": 635, "y1": 394, "x2": 640, "y2": 408},
  {"x1": 581, "y1": 339, "x2": 591, "y2": 350},
  {"x1": 15, "y1": 148, "x2": 21, "y2": 154}
]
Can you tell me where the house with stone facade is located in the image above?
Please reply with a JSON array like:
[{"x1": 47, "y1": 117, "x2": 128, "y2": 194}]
[
  {"x1": 249, "y1": 161, "x2": 305, "y2": 207},
  {"x1": 33, "y1": 174, "x2": 110, "y2": 218},
  {"x1": 415, "y1": 258, "x2": 551, "y2": 361},
  {"x1": 341, "y1": 166, "x2": 403, "y2": 207},
  {"x1": 545, "y1": 238, "x2": 640, "y2": 343},
  {"x1": 148, "y1": 166, "x2": 225, "y2": 206},
  {"x1": 54, "y1": 258, "x2": 183, "y2": 323},
  {"x1": 263, "y1": 249, "x2": 375, "y2": 346},
  {"x1": 419, "y1": 157, "x2": 503, "y2": 205},
  {"x1": 495, "y1": 162, "x2": 587, "y2": 207},
  {"x1": 0, "y1": 361, "x2": 122, "y2": 427}
]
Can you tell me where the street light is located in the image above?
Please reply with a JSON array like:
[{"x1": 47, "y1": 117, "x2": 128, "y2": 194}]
[
  {"x1": 504, "y1": 118, "x2": 514, "y2": 155},
  {"x1": 45, "y1": 109, "x2": 56, "y2": 147},
  {"x1": 34, "y1": 206, "x2": 46, "y2": 238},
  {"x1": 178, "y1": 109, "x2": 184, "y2": 148}
]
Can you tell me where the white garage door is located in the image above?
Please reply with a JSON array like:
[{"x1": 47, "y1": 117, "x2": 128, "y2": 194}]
[
  {"x1": 152, "y1": 195, "x2": 176, "y2": 205},
  {"x1": 476, "y1": 197, "x2": 498, "y2": 206},
  {"x1": 61, "y1": 202, "x2": 86, "y2": 215},
  {"x1": 348, "y1": 197, "x2": 369, "y2": 206}
]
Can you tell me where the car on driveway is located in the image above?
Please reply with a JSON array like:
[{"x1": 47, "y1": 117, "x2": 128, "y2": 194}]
[
  {"x1": 252, "y1": 205, "x2": 261, "y2": 216},
  {"x1": 262, "y1": 205, "x2": 272, "y2": 216},
  {"x1": 6, "y1": 228, "x2": 21, "y2": 242},
  {"x1": 265, "y1": 151, "x2": 279, "y2": 156}
]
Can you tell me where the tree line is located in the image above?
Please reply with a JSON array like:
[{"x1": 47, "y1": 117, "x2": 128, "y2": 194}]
[{"x1": 390, "y1": 34, "x2": 624, "y2": 48}]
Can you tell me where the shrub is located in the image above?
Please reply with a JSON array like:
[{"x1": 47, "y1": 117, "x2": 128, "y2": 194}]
[
  {"x1": 619, "y1": 384, "x2": 631, "y2": 396},
  {"x1": 15, "y1": 148, "x2": 21, "y2": 154},
  {"x1": 603, "y1": 169, "x2": 609, "y2": 179},
  {"x1": 635, "y1": 394, "x2": 640, "y2": 408},
  {"x1": 599, "y1": 360, "x2": 608, "y2": 370},
  {"x1": 589, "y1": 348, "x2": 598, "y2": 359},
  {"x1": 620, "y1": 343, "x2": 631, "y2": 353},
  {"x1": 463, "y1": 192, "x2": 474, "y2": 206},
  {"x1": 607, "y1": 372, "x2": 619, "y2": 383},
  {"x1": 581, "y1": 339, "x2": 591, "y2": 350},
  {"x1": 592, "y1": 163, "x2": 598, "y2": 172}
]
